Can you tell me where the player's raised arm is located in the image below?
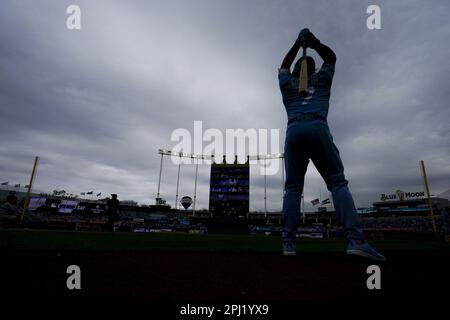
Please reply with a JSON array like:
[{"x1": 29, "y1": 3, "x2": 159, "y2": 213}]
[
  {"x1": 280, "y1": 41, "x2": 301, "y2": 70},
  {"x1": 305, "y1": 32, "x2": 336, "y2": 66},
  {"x1": 280, "y1": 28, "x2": 311, "y2": 70}
]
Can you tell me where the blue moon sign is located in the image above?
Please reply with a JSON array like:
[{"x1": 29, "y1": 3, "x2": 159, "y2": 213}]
[{"x1": 181, "y1": 196, "x2": 193, "y2": 210}]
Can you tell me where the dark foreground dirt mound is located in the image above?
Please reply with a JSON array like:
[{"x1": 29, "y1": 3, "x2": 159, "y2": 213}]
[{"x1": 1, "y1": 251, "x2": 449, "y2": 300}]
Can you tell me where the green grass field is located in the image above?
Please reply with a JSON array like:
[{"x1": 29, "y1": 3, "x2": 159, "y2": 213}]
[{"x1": 1, "y1": 229, "x2": 449, "y2": 253}]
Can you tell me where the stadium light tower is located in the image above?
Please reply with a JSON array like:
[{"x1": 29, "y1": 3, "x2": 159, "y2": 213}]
[
  {"x1": 157, "y1": 149, "x2": 285, "y2": 215},
  {"x1": 157, "y1": 149, "x2": 215, "y2": 213}
]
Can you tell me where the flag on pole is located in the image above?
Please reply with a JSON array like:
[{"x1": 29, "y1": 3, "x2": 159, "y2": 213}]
[
  {"x1": 1, "y1": 181, "x2": 8, "y2": 185},
  {"x1": 87, "y1": 191, "x2": 93, "y2": 195},
  {"x1": 96, "y1": 192, "x2": 101, "y2": 197},
  {"x1": 321, "y1": 198, "x2": 331, "y2": 205},
  {"x1": 311, "y1": 198, "x2": 320, "y2": 205}
]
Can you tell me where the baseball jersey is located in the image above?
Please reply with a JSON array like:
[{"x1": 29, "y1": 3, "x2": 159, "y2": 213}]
[{"x1": 278, "y1": 63, "x2": 335, "y2": 122}]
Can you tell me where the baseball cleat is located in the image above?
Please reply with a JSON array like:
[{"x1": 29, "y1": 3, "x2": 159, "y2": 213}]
[
  {"x1": 283, "y1": 242, "x2": 296, "y2": 256},
  {"x1": 346, "y1": 240, "x2": 386, "y2": 262}
]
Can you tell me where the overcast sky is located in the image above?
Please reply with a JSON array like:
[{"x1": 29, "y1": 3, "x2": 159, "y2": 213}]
[{"x1": 1, "y1": 0, "x2": 449, "y2": 211}]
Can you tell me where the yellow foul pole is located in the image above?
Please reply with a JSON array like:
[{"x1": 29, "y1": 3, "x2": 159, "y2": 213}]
[
  {"x1": 419, "y1": 160, "x2": 437, "y2": 234},
  {"x1": 20, "y1": 156, "x2": 40, "y2": 221}
]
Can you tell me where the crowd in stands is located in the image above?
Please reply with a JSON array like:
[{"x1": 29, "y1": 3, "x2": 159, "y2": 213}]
[
  {"x1": 362, "y1": 215, "x2": 447, "y2": 234},
  {"x1": 0, "y1": 194, "x2": 19, "y2": 223},
  {"x1": 1, "y1": 193, "x2": 449, "y2": 236},
  {"x1": 248, "y1": 215, "x2": 449, "y2": 238}
]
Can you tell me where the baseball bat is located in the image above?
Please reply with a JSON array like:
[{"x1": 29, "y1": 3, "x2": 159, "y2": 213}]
[{"x1": 298, "y1": 46, "x2": 308, "y2": 97}]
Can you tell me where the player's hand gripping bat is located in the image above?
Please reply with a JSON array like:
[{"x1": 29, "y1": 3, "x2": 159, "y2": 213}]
[{"x1": 298, "y1": 46, "x2": 308, "y2": 97}]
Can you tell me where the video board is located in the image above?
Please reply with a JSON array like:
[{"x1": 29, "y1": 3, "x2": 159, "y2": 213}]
[{"x1": 209, "y1": 160, "x2": 249, "y2": 216}]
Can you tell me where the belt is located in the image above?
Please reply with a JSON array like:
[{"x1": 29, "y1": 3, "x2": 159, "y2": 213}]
[{"x1": 288, "y1": 114, "x2": 327, "y2": 125}]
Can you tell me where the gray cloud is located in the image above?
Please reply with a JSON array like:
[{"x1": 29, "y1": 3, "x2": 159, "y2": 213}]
[{"x1": 1, "y1": 0, "x2": 449, "y2": 211}]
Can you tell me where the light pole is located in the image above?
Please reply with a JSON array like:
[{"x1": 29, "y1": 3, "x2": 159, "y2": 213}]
[
  {"x1": 156, "y1": 150, "x2": 164, "y2": 201},
  {"x1": 264, "y1": 158, "x2": 267, "y2": 218},
  {"x1": 175, "y1": 154, "x2": 181, "y2": 209},
  {"x1": 193, "y1": 157, "x2": 199, "y2": 217}
]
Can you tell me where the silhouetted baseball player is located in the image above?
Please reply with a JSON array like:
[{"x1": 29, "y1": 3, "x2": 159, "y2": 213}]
[{"x1": 279, "y1": 28, "x2": 385, "y2": 261}]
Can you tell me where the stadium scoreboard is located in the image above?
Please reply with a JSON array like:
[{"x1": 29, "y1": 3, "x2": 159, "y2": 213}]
[{"x1": 209, "y1": 157, "x2": 249, "y2": 216}]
